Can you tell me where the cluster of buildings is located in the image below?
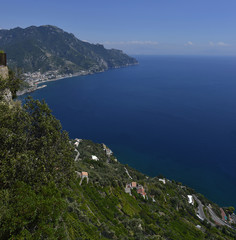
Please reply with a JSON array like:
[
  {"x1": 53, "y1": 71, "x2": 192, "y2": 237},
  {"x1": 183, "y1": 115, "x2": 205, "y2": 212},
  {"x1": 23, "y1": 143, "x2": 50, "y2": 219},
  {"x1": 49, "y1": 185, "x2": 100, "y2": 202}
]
[
  {"x1": 23, "y1": 70, "x2": 73, "y2": 84},
  {"x1": 220, "y1": 209, "x2": 236, "y2": 225},
  {"x1": 125, "y1": 182, "x2": 147, "y2": 199}
]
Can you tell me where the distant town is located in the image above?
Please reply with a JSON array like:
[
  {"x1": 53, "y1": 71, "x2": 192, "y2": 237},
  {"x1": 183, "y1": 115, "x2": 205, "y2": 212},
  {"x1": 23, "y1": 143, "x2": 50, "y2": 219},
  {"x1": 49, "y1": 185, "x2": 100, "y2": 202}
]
[{"x1": 17, "y1": 69, "x2": 93, "y2": 96}]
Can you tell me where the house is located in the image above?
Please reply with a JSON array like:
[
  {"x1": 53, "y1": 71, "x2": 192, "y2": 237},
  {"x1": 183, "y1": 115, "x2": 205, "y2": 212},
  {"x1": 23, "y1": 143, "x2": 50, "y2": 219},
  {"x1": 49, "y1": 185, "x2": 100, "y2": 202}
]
[
  {"x1": 125, "y1": 184, "x2": 132, "y2": 195},
  {"x1": 81, "y1": 171, "x2": 89, "y2": 184},
  {"x1": 137, "y1": 187, "x2": 147, "y2": 198},
  {"x1": 187, "y1": 195, "x2": 194, "y2": 205},
  {"x1": 124, "y1": 182, "x2": 137, "y2": 196},
  {"x1": 196, "y1": 225, "x2": 201, "y2": 229},
  {"x1": 91, "y1": 155, "x2": 99, "y2": 161},
  {"x1": 76, "y1": 171, "x2": 89, "y2": 184},
  {"x1": 159, "y1": 178, "x2": 166, "y2": 184},
  {"x1": 81, "y1": 171, "x2": 88, "y2": 178}
]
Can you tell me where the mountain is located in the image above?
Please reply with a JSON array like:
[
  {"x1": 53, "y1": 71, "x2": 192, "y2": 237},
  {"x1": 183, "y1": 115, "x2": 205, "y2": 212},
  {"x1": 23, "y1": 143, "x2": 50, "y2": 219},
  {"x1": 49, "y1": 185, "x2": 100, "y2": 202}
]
[{"x1": 0, "y1": 25, "x2": 137, "y2": 74}]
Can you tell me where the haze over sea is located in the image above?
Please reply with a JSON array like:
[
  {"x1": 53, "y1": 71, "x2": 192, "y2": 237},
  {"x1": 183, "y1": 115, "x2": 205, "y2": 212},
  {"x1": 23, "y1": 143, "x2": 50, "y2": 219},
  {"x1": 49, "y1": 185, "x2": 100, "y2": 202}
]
[{"x1": 27, "y1": 55, "x2": 236, "y2": 207}]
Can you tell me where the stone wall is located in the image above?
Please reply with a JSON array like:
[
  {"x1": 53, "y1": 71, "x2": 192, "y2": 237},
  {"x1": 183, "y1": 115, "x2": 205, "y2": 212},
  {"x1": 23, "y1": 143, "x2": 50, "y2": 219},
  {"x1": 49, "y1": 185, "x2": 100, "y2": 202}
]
[{"x1": 0, "y1": 66, "x2": 9, "y2": 80}]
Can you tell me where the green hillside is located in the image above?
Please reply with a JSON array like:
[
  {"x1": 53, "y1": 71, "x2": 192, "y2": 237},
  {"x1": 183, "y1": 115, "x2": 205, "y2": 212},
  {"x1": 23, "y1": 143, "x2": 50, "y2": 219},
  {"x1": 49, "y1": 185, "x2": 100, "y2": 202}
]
[
  {"x1": 0, "y1": 77, "x2": 235, "y2": 239},
  {"x1": 0, "y1": 25, "x2": 137, "y2": 74}
]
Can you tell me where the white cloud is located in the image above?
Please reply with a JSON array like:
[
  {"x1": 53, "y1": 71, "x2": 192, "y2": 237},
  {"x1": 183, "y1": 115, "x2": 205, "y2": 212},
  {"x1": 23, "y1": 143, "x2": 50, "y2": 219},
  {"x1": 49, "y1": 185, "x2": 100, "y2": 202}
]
[
  {"x1": 209, "y1": 41, "x2": 230, "y2": 47},
  {"x1": 217, "y1": 41, "x2": 229, "y2": 46},
  {"x1": 185, "y1": 41, "x2": 194, "y2": 46},
  {"x1": 103, "y1": 40, "x2": 159, "y2": 46}
]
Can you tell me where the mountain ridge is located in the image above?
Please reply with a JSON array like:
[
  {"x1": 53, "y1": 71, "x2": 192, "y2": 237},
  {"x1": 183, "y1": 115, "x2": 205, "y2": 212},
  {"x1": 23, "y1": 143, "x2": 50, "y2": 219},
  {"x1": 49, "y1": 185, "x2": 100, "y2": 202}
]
[{"x1": 0, "y1": 25, "x2": 138, "y2": 74}]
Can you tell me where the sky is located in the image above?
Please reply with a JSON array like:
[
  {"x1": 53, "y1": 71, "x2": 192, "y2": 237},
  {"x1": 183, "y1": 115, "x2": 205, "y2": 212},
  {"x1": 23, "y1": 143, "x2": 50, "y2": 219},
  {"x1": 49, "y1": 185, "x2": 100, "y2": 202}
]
[{"x1": 1, "y1": 0, "x2": 236, "y2": 55}]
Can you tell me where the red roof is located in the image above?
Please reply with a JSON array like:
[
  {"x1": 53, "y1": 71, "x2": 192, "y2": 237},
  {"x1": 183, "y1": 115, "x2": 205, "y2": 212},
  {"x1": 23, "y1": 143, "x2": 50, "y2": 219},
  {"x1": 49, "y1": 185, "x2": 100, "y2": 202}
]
[
  {"x1": 131, "y1": 182, "x2": 137, "y2": 188},
  {"x1": 82, "y1": 171, "x2": 88, "y2": 176},
  {"x1": 137, "y1": 188, "x2": 146, "y2": 195}
]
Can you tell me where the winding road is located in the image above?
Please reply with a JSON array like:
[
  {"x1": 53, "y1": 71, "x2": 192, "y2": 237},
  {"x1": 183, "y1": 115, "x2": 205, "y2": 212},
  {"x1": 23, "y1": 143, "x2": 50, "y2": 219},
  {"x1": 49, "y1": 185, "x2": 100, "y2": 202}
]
[{"x1": 193, "y1": 195, "x2": 206, "y2": 221}]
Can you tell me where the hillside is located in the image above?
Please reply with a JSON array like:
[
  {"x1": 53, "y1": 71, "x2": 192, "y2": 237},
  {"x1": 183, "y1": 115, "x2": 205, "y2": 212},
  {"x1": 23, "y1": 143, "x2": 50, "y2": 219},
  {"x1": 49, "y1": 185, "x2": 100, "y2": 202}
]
[
  {"x1": 0, "y1": 75, "x2": 235, "y2": 239},
  {"x1": 0, "y1": 25, "x2": 137, "y2": 74}
]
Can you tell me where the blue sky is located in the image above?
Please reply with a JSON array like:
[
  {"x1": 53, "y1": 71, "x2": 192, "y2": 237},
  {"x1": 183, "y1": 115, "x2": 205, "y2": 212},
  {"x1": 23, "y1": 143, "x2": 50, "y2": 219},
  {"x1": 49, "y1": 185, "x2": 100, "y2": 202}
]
[{"x1": 1, "y1": 0, "x2": 236, "y2": 55}]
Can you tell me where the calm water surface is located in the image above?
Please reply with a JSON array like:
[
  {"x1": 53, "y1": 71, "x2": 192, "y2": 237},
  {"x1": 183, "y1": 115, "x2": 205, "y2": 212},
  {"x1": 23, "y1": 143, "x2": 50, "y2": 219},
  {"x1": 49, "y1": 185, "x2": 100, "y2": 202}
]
[{"x1": 26, "y1": 56, "x2": 236, "y2": 207}]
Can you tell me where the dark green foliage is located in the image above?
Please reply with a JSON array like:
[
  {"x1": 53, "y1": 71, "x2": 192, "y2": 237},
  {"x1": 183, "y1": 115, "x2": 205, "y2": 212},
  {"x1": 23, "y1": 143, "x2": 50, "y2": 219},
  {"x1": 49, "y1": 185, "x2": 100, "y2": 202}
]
[
  {"x1": 0, "y1": 181, "x2": 66, "y2": 239},
  {"x1": 225, "y1": 206, "x2": 235, "y2": 215},
  {"x1": 0, "y1": 76, "x2": 7, "y2": 92},
  {"x1": 0, "y1": 95, "x2": 235, "y2": 239},
  {"x1": 0, "y1": 97, "x2": 74, "y2": 188},
  {"x1": 70, "y1": 139, "x2": 236, "y2": 239},
  {"x1": 7, "y1": 69, "x2": 23, "y2": 98},
  {"x1": 0, "y1": 97, "x2": 75, "y2": 238},
  {"x1": 0, "y1": 67, "x2": 24, "y2": 100},
  {"x1": 0, "y1": 25, "x2": 138, "y2": 74}
]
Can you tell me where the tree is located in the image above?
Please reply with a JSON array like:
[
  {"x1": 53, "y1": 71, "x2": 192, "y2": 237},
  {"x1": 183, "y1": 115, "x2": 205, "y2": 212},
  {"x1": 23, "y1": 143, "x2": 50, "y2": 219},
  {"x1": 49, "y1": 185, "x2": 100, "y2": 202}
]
[
  {"x1": 0, "y1": 97, "x2": 75, "y2": 238},
  {"x1": 7, "y1": 68, "x2": 23, "y2": 99}
]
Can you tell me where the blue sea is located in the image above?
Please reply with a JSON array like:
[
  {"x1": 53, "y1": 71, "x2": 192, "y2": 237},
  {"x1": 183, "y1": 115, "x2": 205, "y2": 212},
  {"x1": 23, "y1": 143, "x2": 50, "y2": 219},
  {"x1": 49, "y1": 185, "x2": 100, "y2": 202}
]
[{"x1": 25, "y1": 55, "x2": 236, "y2": 207}]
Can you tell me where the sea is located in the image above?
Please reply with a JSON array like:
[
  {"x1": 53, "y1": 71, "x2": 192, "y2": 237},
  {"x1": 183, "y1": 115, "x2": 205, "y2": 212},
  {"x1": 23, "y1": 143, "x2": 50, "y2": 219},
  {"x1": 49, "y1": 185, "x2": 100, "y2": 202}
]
[{"x1": 24, "y1": 55, "x2": 236, "y2": 208}]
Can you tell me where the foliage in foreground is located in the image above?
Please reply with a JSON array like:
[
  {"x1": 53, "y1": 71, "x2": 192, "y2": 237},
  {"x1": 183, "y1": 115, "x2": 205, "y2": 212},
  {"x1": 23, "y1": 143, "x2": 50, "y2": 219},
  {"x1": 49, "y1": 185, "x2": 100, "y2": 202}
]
[
  {"x1": 0, "y1": 98, "x2": 74, "y2": 239},
  {"x1": 0, "y1": 97, "x2": 235, "y2": 239}
]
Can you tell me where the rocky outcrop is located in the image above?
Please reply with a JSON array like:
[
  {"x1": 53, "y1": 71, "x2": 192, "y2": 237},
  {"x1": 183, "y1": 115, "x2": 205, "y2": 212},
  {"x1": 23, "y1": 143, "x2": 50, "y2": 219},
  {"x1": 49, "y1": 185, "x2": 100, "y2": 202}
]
[{"x1": 0, "y1": 66, "x2": 9, "y2": 80}]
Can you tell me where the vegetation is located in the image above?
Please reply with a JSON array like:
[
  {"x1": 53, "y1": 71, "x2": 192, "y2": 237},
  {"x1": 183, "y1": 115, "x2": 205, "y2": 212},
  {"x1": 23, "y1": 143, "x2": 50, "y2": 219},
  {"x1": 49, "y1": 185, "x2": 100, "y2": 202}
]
[
  {"x1": 0, "y1": 25, "x2": 138, "y2": 74},
  {"x1": 7, "y1": 69, "x2": 23, "y2": 98},
  {"x1": 0, "y1": 84, "x2": 235, "y2": 238},
  {"x1": 0, "y1": 68, "x2": 24, "y2": 99},
  {"x1": 0, "y1": 97, "x2": 75, "y2": 239}
]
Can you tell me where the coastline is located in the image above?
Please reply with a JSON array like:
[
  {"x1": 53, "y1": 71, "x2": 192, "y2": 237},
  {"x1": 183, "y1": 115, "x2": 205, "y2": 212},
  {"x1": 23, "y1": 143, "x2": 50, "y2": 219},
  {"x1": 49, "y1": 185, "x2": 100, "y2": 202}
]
[{"x1": 17, "y1": 63, "x2": 138, "y2": 96}]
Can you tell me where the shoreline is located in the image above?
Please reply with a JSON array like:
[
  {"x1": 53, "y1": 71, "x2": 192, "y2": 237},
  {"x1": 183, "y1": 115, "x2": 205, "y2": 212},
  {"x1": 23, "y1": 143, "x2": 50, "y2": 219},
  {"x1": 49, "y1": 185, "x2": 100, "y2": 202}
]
[{"x1": 17, "y1": 63, "x2": 138, "y2": 96}]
